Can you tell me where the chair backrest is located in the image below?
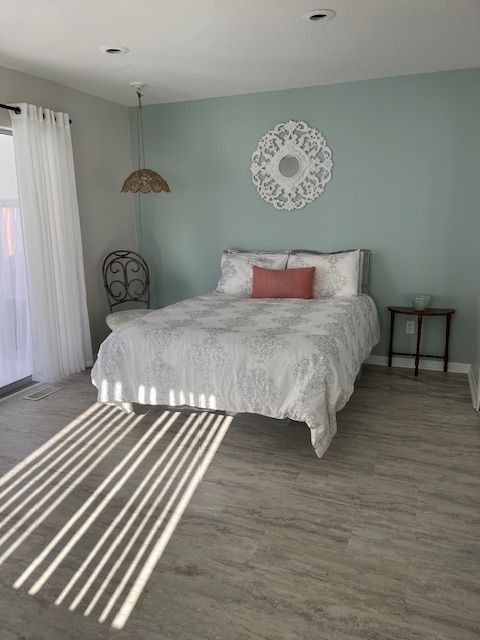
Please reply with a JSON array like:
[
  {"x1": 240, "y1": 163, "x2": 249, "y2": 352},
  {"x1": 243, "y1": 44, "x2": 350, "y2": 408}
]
[{"x1": 102, "y1": 250, "x2": 150, "y2": 313}]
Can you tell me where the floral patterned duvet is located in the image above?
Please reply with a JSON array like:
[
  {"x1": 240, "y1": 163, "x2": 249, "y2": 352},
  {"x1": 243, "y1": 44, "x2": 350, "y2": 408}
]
[{"x1": 92, "y1": 292, "x2": 380, "y2": 457}]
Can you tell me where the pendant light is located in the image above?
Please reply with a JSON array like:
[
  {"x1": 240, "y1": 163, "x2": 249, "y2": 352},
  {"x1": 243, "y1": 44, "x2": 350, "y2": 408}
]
[{"x1": 121, "y1": 82, "x2": 170, "y2": 194}]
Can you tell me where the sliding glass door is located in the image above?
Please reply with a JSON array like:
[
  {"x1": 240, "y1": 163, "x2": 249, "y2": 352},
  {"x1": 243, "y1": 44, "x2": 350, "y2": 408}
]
[{"x1": 0, "y1": 129, "x2": 32, "y2": 393}]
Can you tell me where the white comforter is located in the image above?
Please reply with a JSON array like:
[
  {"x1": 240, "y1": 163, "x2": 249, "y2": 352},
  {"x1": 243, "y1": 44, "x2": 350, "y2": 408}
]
[{"x1": 92, "y1": 292, "x2": 380, "y2": 457}]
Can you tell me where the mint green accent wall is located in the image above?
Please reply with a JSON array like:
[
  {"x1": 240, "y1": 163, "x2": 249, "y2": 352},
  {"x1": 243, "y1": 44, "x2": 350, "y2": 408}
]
[{"x1": 130, "y1": 69, "x2": 480, "y2": 363}]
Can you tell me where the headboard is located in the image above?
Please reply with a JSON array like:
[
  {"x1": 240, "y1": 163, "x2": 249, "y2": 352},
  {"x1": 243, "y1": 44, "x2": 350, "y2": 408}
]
[
  {"x1": 289, "y1": 249, "x2": 371, "y2": 294},
  {"x1": 359, "y1": 249, "x2": 371, "y2": 295}
]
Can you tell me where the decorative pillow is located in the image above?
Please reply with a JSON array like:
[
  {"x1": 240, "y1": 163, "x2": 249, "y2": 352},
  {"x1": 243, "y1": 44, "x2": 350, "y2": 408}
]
[
  {"x1": 287, "y1": 250, "x2": 360, "y2": 297},
  {"x1": 216, "y1": 251, "x2": 288, "y2": 296},
  {"x1": 251, "y1": 266, "x2": 315, "y2": 299}
]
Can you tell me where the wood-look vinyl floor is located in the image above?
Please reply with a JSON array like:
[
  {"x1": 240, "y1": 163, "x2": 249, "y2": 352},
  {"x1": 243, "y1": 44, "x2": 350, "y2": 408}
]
[{"x1": 0, "y1": 365, "x2": 479, "y2": 640}]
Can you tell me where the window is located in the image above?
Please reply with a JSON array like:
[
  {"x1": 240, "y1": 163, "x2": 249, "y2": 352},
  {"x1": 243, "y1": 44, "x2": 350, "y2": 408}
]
[{"x1": 0, "y1": 129, "x2": 32, "y2": 393}]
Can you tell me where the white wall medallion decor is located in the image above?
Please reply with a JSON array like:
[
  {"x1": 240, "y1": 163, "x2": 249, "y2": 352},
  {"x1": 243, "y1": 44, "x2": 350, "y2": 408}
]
[{"x1": 250, "y1": 120, "x2": 333, "y2": 211}]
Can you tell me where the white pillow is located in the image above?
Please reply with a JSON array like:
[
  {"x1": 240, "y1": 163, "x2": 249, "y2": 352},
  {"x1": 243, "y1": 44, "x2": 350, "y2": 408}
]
[
  {"x1": 287, "y1": 250, "x2": 360, "y2": 297},
  {"x1": 217, "y1": 251, "x2": 288, "y2": 296}
]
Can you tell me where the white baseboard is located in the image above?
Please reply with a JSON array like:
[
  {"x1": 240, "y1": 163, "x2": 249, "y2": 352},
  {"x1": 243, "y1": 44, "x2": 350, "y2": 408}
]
[{"x1": 366, "y1": 354, "x2": 470, "y2": 374}]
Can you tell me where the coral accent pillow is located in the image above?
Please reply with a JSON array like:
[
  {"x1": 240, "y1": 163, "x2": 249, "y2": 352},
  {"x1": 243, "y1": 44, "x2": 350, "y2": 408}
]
[{"x1": 251, "y1": 266, "x2": 315, "y2": 299}]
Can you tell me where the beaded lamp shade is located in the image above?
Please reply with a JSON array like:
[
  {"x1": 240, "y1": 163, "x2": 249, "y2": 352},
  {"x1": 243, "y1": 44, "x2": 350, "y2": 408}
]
[
  {"x1": 121, "y1": 87, "x2": 170, "y2": 194},
  {"x1": 121, "y1": 168, "x2": 170, "y2": 194}
]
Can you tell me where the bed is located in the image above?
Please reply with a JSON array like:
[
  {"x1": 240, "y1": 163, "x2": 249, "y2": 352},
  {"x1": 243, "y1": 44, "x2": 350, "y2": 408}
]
[{"x1": 92, "y1": 249, "x2": 380, "y2": 457}]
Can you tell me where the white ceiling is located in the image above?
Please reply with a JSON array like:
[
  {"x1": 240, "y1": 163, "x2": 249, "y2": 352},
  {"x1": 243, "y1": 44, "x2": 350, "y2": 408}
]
[{"x1": 1, "y1": 0, "x2": 479, "y2": 106}]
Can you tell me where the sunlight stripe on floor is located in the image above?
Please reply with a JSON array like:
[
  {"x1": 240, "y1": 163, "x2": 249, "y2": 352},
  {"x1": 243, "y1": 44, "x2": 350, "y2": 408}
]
[
  {"x1": 0, "y1": 403, "x2": 101, "y2": 491},
  {"x1": 0, "y1": 407, "x2": 125, "y2": 537},
  {"x1": 85, "y1": 412, "x2": 218, "y2": 618},
  {"x1": 59, "y1": 412, "x2": 201, "y2": 608},
  {"x1": 1, "y1": 411, "x2": 143, "y2": 567},
  {"x1": 111, "y1": 415, "x2": 232, "y2": 629},
  {"x1": 24, "y1": 412, "x2": 176, "y2": 594},
  {"x1": 1, "y1": 405, "x2": 231, "y2": 630},
  {"x1": 69, "y1": 412, "x2": 211, "y2": 613},
  {"x1": 99, "y1": 414, "x2": 231, "y2": 625},
  {"x1": 0, "y1": 406, "x2": 118, "y2": 513}
]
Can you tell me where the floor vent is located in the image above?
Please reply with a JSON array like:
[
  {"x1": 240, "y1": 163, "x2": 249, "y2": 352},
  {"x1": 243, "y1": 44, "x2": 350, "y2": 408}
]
[{"x1": 23, "y1": 386, "x2": 61, "y2": 401}]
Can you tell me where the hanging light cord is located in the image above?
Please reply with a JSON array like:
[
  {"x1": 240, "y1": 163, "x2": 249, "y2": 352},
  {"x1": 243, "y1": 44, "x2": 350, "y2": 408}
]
[
  {"x1": 135, "y1": 89, "x2": 145, "y2": 251},
  {"x1": 136, "y1": 89, "x2": 147, "y2": 169}
]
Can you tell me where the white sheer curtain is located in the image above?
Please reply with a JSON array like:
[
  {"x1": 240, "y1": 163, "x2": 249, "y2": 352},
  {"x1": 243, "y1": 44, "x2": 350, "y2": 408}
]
[{"x1": 9, "y1": 104, "x2": 92, "y2": 383}]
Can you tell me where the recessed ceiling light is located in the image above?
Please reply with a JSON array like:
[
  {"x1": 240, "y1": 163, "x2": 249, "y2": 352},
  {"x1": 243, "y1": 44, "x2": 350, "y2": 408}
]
[
  {"x1": 100, "y1": 45, "x2": 129, "y2": 55},
  {"x1": 302, "y1": 9, "x2": 336, "y2": 22}
]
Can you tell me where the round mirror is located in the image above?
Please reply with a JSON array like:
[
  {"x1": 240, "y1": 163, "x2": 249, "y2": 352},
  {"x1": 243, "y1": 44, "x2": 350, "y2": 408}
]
[{"x1": 278, "y1": 154, "x2": 300, "y2": 178}]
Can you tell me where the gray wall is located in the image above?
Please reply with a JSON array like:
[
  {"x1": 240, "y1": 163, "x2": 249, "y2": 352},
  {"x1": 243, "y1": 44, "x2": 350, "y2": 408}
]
[{"x1": 0, "y1": 65, "x2": 136, "y2": 352}]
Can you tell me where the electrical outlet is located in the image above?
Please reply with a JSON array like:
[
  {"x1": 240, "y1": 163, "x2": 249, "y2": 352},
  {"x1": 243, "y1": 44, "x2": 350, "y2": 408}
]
[{"x1": 406, "y1": 320, "x2": 415, "y2": 335}]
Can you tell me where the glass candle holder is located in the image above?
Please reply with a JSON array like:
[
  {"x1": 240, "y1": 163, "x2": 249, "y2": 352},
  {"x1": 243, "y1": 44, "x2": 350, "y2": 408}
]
[{"x1": 412, "y1": 294, "x2": 431, "y2": 311}]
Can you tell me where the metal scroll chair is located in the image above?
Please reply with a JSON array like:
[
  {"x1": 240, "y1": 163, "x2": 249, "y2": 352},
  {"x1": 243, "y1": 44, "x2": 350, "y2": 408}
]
[{"x1": 102, "y1": 250, "x2": 152, "y2": 331}]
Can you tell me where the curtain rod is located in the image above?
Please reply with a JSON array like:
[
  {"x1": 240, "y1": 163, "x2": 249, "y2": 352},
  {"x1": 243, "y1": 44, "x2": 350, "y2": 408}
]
[
  {"x1": 0, "y1": 103, "x2": 21, "y2": 115},
  {"x1": 0, "y1": 103, "x2": 72, "y2": 124}
]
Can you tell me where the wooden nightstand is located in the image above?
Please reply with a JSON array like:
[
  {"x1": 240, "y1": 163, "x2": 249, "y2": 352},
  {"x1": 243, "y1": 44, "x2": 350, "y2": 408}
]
[{"x1": 387, "y1": 306, "x2": 455, "y2": 376}]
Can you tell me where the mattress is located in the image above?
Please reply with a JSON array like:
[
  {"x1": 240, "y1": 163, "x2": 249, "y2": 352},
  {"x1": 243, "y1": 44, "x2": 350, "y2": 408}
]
[{"x1": 92, "y1": 292, "x2": 380, "y2": 457}]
